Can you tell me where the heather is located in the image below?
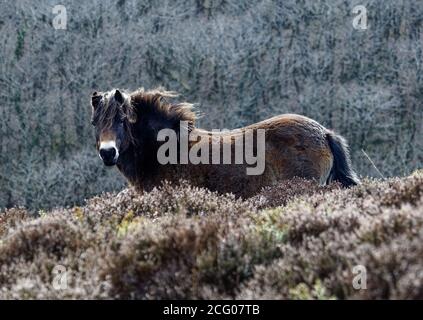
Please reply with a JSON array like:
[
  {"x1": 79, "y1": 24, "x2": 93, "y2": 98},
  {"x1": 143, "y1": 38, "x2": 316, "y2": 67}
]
[{"x1": 0, "y1": 171, "x2": 421, "y2": 299}]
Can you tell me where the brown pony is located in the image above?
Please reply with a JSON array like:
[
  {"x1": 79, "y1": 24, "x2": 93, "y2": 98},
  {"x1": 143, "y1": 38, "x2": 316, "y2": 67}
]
[{"x1": 90, "y1": 88, "x2": 359, "y2": 197}]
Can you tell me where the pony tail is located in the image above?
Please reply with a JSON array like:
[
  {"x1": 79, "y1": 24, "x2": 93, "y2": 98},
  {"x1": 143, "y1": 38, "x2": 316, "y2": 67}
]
[{"x1": 326, "y1": 131, "x2": 360, "y2": 187}]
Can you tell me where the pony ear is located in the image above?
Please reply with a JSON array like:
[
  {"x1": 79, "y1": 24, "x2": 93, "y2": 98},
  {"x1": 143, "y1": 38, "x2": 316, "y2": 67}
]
[
  {"x1": 114, "y1": 89, "x2": 125, "y2": 104},
  {"x1": 123, "y1": 103, "x2": 137, "y2": 124},
  {"x1": 128, "y1": 112, "x2": 137, "y2": 124},
  {"x1": 91, "y1": 91, "x2": 102, "y2": 109},
  {"x1": 115, "y1": 89, "x2": 136, "y2": 123}
]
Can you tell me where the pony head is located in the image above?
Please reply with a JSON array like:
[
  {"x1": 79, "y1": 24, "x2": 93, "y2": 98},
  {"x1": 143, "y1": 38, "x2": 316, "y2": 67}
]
[{"x1": 90, "y1": 89, "x2": 136, "y2": 166}]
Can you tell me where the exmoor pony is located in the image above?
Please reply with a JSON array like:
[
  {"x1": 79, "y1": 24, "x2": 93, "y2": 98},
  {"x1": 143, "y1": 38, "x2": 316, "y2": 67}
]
[{"x1": 90, "y1": 88, "x2": 359, "y2": 197}]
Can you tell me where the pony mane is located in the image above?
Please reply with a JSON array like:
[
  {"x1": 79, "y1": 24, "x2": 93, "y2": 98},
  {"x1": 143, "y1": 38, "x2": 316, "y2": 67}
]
[{"x1": 130, "y1": 87, "x2": 197, "y2": 129}]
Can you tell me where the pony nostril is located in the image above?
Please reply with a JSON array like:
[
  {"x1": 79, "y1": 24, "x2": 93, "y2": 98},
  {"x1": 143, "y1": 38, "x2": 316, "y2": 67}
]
[
  {"x1": 99, "y1": 140, "x2": 119, "y2": 165},
  {"x1": 99, "y1": 148, "x2": 117, "y2": 161}
]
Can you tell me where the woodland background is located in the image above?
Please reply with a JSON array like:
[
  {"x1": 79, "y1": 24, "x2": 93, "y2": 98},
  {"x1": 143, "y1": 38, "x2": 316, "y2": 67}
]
[{"x1": 0, "y1": 0, "x2": 422, "y2": 210}]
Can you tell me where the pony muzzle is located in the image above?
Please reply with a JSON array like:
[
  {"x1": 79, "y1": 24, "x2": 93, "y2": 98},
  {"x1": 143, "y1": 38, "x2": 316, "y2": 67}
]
[{"x1": 99, "y1": 141, "x2": 119, "y2": 166}]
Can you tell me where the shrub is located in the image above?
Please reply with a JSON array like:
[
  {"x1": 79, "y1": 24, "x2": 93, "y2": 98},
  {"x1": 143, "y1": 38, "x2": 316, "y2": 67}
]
[{"x1": 0, "y1": 170, "x2": 421, "y2": 299}]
